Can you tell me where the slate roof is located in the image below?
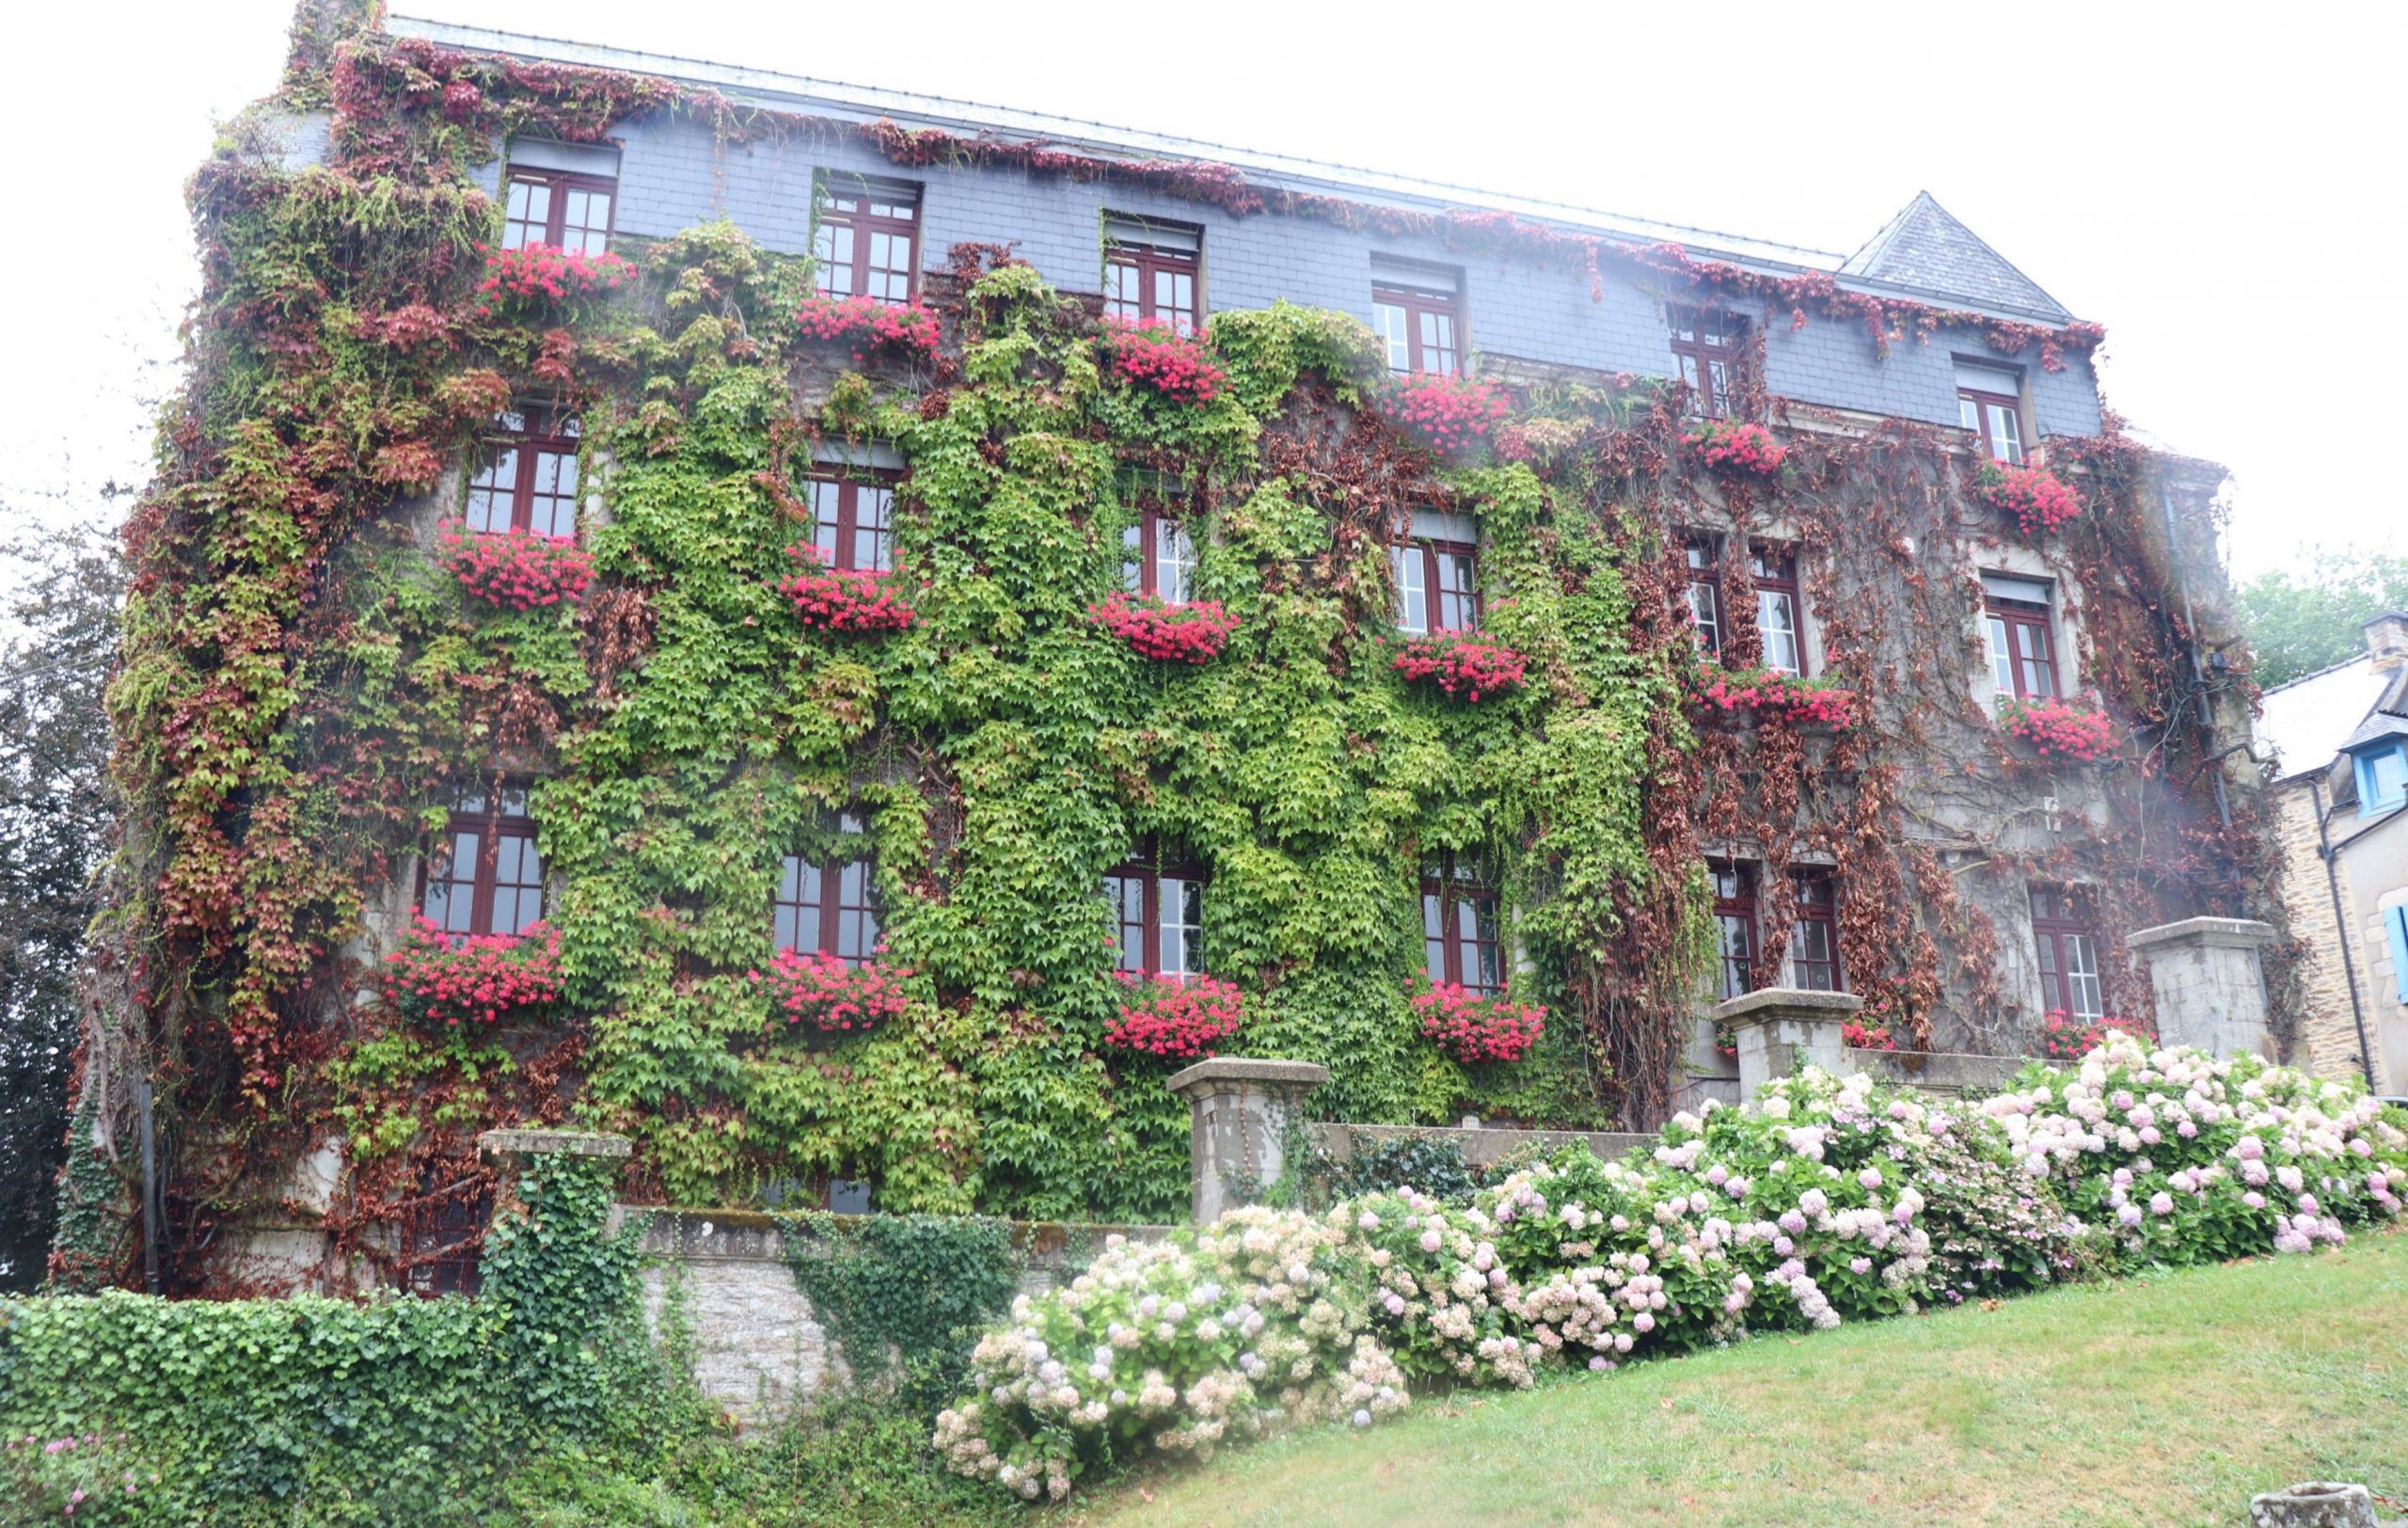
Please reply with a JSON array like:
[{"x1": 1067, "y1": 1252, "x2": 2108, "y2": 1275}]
[
  {"x1": 388, "y1": 17, "x2": 2081, "y2": 328},
  {"x1": 2339, "y1": 666, "x2": 2408, "y2": 754},
  {"x1": 2255, "y1": 654, "x2": 2391, "y2": 781},
  {"x1": 1841, "y1": 192, "x2": 2071, "y2": 324}
]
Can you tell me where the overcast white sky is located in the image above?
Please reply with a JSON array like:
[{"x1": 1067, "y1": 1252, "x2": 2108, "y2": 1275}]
[{"x1": 3, "y1": 0, "x2": 2399, "y2": 579}]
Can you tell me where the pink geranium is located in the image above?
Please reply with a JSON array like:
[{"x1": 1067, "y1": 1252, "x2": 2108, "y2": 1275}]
[
  {"x1": 1385, "y1": 374, "x2": 1511, "y2": 455},
  {"x1": 1099, "y1": 318, "x2": 1227, "y2": 405},
  {"x1": 1088, "y1": 590, "x2": 1239, "y2": 662},
  {"x1": 749, "y1": 948, "x2": 911, "y2": 1034},
  {"x1": 780, "y1": 544, "x2": 918, "y2": 632},
  {"x1": 795, "y1": 294, "x2": 942, "y2": 361},
  {"x1": 1391, "y1": 630, "x2": 1529, "y2": 703},
  {"x1": 1999, "y1": 696, "x2": 2118, "y2": 762},
  {"x1": 1684, "y1": 421, "x2": 1785, "y2": 477},
  {"x1": 1972, "y1": 462, "x2": 2083, "y2": 535},
  {"x1": 384, "y1": 914, "x2": 564, "y2": 1028},
  {"x1": 1105, "y1": 972, "x2": 1245, "y2": 1059},
  {"x1": 437, "y1": 522, "x2": 595, "y2": 610},
  {"x1": 1414, "y1": 982, "x2": 1545, "y2": 1065}
]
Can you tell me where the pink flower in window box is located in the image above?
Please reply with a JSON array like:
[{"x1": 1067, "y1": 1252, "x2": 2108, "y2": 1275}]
[
  {"x1": 779, "y1": 543, "x2": 918, "y2": 632},
  {"x1": 1684, "y1": 662, "x2": 1858, "y2": 728},
  {"x1": 1684, "y1": 421, "x2": 1786, "y2": 477},
  {"x1": 2039, "y1": 1009, "x2": 2152, "y2": 1060},
  {"x1": 437, "y1": 521, "x2": 595, "y2": 610},
  {"x1": 748, "y1": 948, "x2": 911, "y2": 1034},
  {"x1": 1390, "y1": 631, "x2": 1529, "y2": 703},
  {"x1": 1998, "y1": 695, "x2": 2118, "y2": 762},
  {"x1": 1098, "y1": 317, "x2": 1228, "y2": 405},
  {"x1": 1385, "y1": 374, "x2": 1511, "y2": 456},
  {"x1": 1088, "y1": 590, "x2": 1239, "y2": 662},
  {"x1": 474, "y1": 242, "x2": 636, "y2": 307},
  {"x1": 1414, "y1": 981, "x2": 1545, "y2": 1065},
  {"x1": 1105, "y1": 972, "x2": 1245, "y2": 1059},
  {"x1": 383, "y1": 914, "x2": 564, "y2": 1029},
  {"x1": 794, "y1": 294, "x2": 942, "y2": 361},
  {"x1": 1972, "y1": 462, "x2": 2083, "y2": 535}
]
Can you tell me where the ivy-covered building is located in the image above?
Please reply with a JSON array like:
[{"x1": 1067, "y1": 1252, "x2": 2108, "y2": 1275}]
[{"x1": 59, "y1": 3, "x2": 2276, "y2": 1293}]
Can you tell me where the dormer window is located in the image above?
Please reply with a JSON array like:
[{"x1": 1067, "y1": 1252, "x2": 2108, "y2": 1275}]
[
  {"x1": 1372, "y1": 265, "x2": 1463, "y2": 376},
  {"x1": 2356, "y1": 740, "x2": 2408, "y2": 817},
  {"x1": 500, "y1": 144, "x2": 618, "y2": 255},
  {"x1": 1669, "y1": 306, "x2": 1749, "y2": 419},
  {"x1": 1105, "y1": 217, "x2": 1201, "y2": 333},
  {"x1": 816, "y1": 177, "x2": 920, "y2": 303},
  {"x1": 1956, "y1": 360, "x2": 2026, "y2": 464}
]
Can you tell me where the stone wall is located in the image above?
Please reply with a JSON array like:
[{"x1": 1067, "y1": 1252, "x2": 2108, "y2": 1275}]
[
  {"x1": 631, "y1": 1209, "x2": 1172, "y2": 1427},
  {"x1": 1307, "y1": 1122, "x2": 1654, "y2": 1172},
  {"x1": 2272, "y1": 777, "x2": 2372, "y2": 1085}
]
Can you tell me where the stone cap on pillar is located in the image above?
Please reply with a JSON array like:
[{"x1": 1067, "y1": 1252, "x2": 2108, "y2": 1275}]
[
  {"x1": 1164, "y1": 1058, "x2": 1328, "y2": 1100},
  {"x1": 2127, "y1": 916, "x2": 2278, "y2": 952},
  {"x1": 1707, "y1": 988, "x2": 1862, "y2": 1025},
  {"x1": 477, "y1": 1128, "x2": 633, "y2": 1160}
]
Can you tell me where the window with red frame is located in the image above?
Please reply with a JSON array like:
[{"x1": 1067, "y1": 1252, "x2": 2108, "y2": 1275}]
[
  {"x1": 1982, "y1": 574, "x2": 2060, "y2": 700},
  {"x1": 1105, "y1": 225, "x2": 1200, "y2": 333},
  {"x1": 1393, "y1": 538, "x2": 1479, "y2": 635},
  {"x1": 1955, "y1": 362, "x2": 2028, "y2": 463},
  {"x1": 1709, "y1": 860, "x2": 1757, "y2": 1000},
  {"x1": 1120, "y1": 506, "x2": 1198, "y2": 601},
  {"x1": 1104, "y1": 841, "x2": 1205, "y2": 979},
  {"x1": 1683, "y1": 533, "x2": 1723, "y2": 655},
  {"x1": 500, "y1": 166, "x2": 616, "y2": 256},
  {"x1": 1669, "y1": 306, "x2": 1749, "y2": 419},
  {"x1": 466, "y1": 406, "x2": 580, "y2": 538},
  {"x1": 1751, "y1": 544, "x2": 1804, "y2": 676},
  {"x1": 775, "y1": 813, "x2": 879, "y2": 966},
  {"x1": 1786, "y1": 871, "x2": 1843, "y2": 992},
  {"x1": 1422, "y1": 860, "x2": 1504, "y2": 995},
  {"x1": 1371, "y1": 279, "x2": 1463, "y2": 375},
  {"x1": 799, "y1": 470, "x2": 897, "y2": 572},
  {"x1": 422, "y1": 785, "x2": 546, "y2": 940},
  {"x1": 2029, "y1": 886, "x2": 2105, "y2": 1020},
  {"x1": 405, "y1": 1169, "x2": 491, "y2": 1297},
  {"x1": 814, "y1": 180, "x2": 919, "y2": 303}
]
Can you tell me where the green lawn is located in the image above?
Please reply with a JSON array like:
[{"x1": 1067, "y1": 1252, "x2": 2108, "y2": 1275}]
[{"x1": 1081, "y1": 1228, "x2": 2408, "y2": 1527}]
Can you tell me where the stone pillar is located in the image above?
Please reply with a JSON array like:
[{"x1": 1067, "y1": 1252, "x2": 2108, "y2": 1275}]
[
  {"x1": 2126, "y1": 917, "x2": 2279, "y2": 1060},
  {"x1": 1709, "y1": 989, "x2": 1862, "y2": 1103},
  {"x1": 1165, "y1": 1058, "x2": 1328, "y2": 1227},
  {"x1": 477, "y1": 1128, "x2": 632, "y2": 1215},
  {"x1": 2249, "y1": 1482, "x2": 2379, "y2": 1527}
]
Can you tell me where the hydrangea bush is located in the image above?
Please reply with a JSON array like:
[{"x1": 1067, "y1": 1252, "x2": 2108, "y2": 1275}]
[{"x1": 936, "y1": 1039, "x2": 2408, "y2": 1501}]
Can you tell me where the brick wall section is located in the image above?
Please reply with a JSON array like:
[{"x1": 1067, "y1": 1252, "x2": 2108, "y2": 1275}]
[
  {"x1": 2271, "y1": 778, "x2": 2369, "y2": 1083},
  {"x1": 503, "y1": 119, "x2": 2098, "y2": 430}
]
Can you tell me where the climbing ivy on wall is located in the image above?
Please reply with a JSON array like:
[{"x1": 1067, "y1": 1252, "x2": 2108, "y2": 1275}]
[{"x1": 66, "y1": 6, "x2": 2272, "y2": 1288}]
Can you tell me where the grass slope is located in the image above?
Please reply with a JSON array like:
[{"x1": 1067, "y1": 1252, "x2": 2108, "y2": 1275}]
[{"x1": 1086, "y1": 1228, "x2": 2408, "y2": 1527}]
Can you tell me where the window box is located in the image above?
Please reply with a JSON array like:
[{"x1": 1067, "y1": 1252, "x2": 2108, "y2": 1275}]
[
  {"x1": 1384, "y1": 374, "x2": 1509, "y2": 455},
  {"x1": 437, "y1": 522, "x2": 594, "y2": 611},
  {"x1": 794, "y1": 294, "x2": 942, "y2": 362},
  {"x1": 780, "y1": 544, "x2": 918, "y2": 632},
  {"x1": 1684, "y1": 663, "x2": 1858, "y2": 728},
  {"x1": 1098, "y1": 317, "x2": 1227, "y2": 405},
  {"x1": 750, "y1": 948, "x2": 910, "y2": 1036},
  {"x1": 1998, "y1": 695, "x2": 2118, "y2": 763},
  {"x1": 1972, "y1": 462, "x2": 2083, "y2": 536},
  {"x1": 383, "y1": 916, "x2": 563, "y2": 1030},
  {"x1": 1391, "y1": 631, "x2": 1529, "y2": 704},
  {"x1": 1684, "y1": 421, "x2": 1785, "y2": 477},
  {"x1": 1104, "y1": 971, "x2": 1244, "y2": 1059},
  {"x1": 1414, "y1": 981, "x2": 1545, "y2": 1065},
  {"x1": 1089, "y1": 591, "x2": 1239, "y2": 663}
]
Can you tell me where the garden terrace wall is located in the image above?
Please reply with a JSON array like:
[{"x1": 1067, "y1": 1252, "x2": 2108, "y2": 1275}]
[
  {"x1": 636, "y1": 1209, "x2": 1173, "y2": 1425},
  {"x1": 1306, "y1": 1122, "x2": 1654, "y2": 1172}
]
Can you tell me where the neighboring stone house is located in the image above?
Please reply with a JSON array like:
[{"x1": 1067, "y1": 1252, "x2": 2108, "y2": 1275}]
[
  {"x1": 2260, "y1": 613, "x2": 2408, "y2": 1092},
  {"x1": 58, "y1": 5, "x2": 2273, "y2": 1292}
]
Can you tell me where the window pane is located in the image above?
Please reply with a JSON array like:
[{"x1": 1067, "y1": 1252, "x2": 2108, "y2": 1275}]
[
  {"x1": 467, "y1": 448, "x2": 519, "y2": 533},
  {"x1": 2065, "y1": 934, "x2": 2103, "y2": 1020},
  {"x1": 2368, "y1": 747, "x2": 2408, "y2": 804},
  {"x1": 528, "y1": 448, "x2": 578, "y2": 538},
  {"x1": 1373, "y1": 302, "x2": 1409, "y2": 373},
  {"x1": 855, "y1": 485, "x2": 895, "y2": 572},
  {"x1": 1958, "y1": 393, "x2": 1981, "y2": 432},
  {"x1": 1716, "y1": 914, "x2": 1753, "y2": 998},
  {"x1": 1436, "y1": 549, "x2": 1478, "y2": 631},
  {"x1": 1161, "y1": 876, "x2": 1202, "y2": 977},
  {"x1": 1393, "y1": 547, "x2": 1428, "y2": 634},
  {"x1": 1420, "y1": 310, "x2": 1457, "y2": 376},
  {"x1": 1105, "y1": 258, "x2": 1140, "y2": 321},
  {"x1": 1120, "y1": 520, "x2": 1146, "y2": 594},
  {"x1": 1759, "y1": 591, "x2": 1800, "y2": 674},
  {"x1": 805, "y1": 479, "x2": 845, "y2": 565},
  {"x1": 2018, "y1": 622, "x2": 2056, "y2": 699},
  {"x1": 774, "y1": 853, "x2": 819, "y2": 952},
  {"x1": 1105, "y1": 874, "x2": 1146, "y2": 973},
  {"x1": 1423, "y1": 891, "x2": 1449, "y2": 983},
  {"x1": 1987, "y1": 615, "x2": 2017, "y2": 693},
  {"x1": 1156, "y1": 518, "x2": 1196, "y2": 604}
]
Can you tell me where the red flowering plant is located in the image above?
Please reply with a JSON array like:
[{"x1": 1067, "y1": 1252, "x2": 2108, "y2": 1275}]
[
  {"x1": 383, "y1": 915, "x2": 564, "y2": 1029},
  {"x1": 1684, "y1": 420, "x2": 1786, "y2": 477},
  {"x1": 472, "y1": 243, "x2": 637, "y2": 313},
  {"x1": 749, "y1": 948, "x2": 911, "y2": 1036},
  {"x1": 1684, "y1": 662, "x2": 1858, "y2": 728},
  {"x1": 1384, "y1": 373, "x2": 1511, "y2": 456},
  {"x1": 1972, "y1": 462, "x2": 2083, "y2": 536},
  {"x1": 436, "y1": 521, "x2": 595, "y2": 611},
  {"x1": 1104, "y1": 972, "x2": 1245, "y2": 1060},
  {"x1": 1415, "y1": 981, "x2": 1546, "y2": 1066},
  {"x1": 1843, "y1": 1019, "x2": 1896, "y2": 1051},
  {"x1": 779, "y1": 544, "x2": 918, "y2": 632},
  {"x1": 1098, "y1": 317, "x2": 1228, "y2": 405},
  {"x1": 1998, "y1": 695, "x2": 2118, "y2": 763},
  {"x1": 794, "y1": 294, "x2": 943, "y2": 363},
  {"x1": 1087, "y1": 590, "x2": 1240, "y2": 662},
  {"x1": 1390, "y1": 630, "x2": 1529, "y2": 703},
  {"x1": 2039, "y1": 1010, "x2": 2152, "y2": 1060}
]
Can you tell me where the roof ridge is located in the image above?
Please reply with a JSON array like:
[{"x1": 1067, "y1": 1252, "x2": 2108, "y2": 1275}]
[{"x1": 2258, "y1": 651, "x2": 2374, "y2": 695}]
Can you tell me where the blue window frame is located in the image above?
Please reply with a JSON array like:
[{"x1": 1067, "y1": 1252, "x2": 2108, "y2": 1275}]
[
  {"x1": 2386, "y1": 905, "x2": 2408, "y2": 1006},
  {"x1": 2355, "y1": 741, "x2": 2408, "y2": 818}
]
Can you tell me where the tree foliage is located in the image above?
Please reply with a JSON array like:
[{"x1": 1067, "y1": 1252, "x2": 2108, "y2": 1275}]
[
  {"x1": 0, "y1": 522, "x2": 121, "y2": 1290},
  {"x1": 2236, "y1": 548, "x2": 2408, "y2": 688}
]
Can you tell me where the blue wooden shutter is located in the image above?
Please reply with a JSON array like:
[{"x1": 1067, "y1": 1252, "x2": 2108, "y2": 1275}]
[{"x1": 2388, "y1": 906, "x2": 2408, "y2": 1005}]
